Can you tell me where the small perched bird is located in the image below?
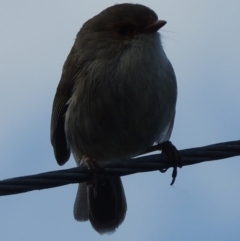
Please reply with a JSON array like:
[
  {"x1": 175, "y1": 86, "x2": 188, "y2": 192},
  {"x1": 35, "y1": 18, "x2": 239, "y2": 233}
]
[{"x1": 51, "y1": 3, "x2": 178, "y2": 234}]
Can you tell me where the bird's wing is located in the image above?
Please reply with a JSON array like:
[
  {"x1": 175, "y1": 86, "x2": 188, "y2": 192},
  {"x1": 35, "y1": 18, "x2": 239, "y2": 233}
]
[{"x1": 50, "y1": 45, "x2": 80, "y2": 165}]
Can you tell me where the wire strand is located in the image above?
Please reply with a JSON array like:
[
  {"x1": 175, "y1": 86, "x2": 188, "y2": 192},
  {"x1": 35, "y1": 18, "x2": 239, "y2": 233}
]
[{"x1": 0, "y1": 140, "x2": 240, "y2": 196}]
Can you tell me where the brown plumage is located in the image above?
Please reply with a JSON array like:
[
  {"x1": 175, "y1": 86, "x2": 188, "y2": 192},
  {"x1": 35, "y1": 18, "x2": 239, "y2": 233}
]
[{"x1": 51, "y1": 3, "x2": 177, "y2": 234}]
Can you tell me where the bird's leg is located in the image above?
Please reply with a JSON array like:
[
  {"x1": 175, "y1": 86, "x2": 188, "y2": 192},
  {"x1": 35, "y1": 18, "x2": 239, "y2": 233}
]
[
  {"x1": 80, "y1": 155, "x2": 102, "y2": 170},
  {"x1": 160, "y1": 141, "x2": 182, "y2": 185},
  {"x1": 145, "y1": 141, "x2": 182, "y2": 185},
  {"x1": 80, "y1": 155, "x2": 105, "y2": 197}
]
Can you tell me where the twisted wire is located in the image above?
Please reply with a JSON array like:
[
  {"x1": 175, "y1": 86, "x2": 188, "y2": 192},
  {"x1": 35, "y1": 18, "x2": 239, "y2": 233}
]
[{"x1": 0, "y1": 140, "x2": 239, "y2": 196}]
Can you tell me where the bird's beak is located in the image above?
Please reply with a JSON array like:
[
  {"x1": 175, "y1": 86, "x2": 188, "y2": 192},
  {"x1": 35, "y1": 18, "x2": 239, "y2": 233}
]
[{"x1": 144, "y1": 20, "x2": 167, "y2": 33}]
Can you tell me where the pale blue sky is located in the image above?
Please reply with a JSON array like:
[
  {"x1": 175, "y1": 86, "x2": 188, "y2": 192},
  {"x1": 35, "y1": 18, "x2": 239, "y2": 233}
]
[{"x1": 1, "y1": 1, "x2": 240, "y2": 240}]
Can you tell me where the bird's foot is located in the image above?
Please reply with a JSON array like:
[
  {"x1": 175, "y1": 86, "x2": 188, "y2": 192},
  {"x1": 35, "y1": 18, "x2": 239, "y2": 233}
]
[
  {"x1": 80, "y1": 155, "x2": 105, "y2": 197},
  {"x1": 145, "y1": 141, "x2": 182, "y2": 185},
  {"x1": 160, "y1": 141, "x2": 182, "y2": 185},
  {"x1": 80, "y1": 155, "x2": 102, "y2": 169}
]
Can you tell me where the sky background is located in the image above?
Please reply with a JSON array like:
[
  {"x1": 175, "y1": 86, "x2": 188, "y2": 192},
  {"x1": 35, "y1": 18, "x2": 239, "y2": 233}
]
[{"x1": 1, "y1": 0, "x2": 240, "y2": 240}]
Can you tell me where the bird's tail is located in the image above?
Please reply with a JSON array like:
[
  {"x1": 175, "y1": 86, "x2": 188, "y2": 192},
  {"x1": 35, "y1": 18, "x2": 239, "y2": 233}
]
[{"x1": 74, "y1": 177, "x2": 127, "y2": 234}]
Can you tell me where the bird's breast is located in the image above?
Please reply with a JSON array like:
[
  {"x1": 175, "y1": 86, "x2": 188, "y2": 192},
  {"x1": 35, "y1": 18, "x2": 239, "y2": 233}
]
[{"x1": 65, "y1": 47, "x2": 177, "y2": 163}]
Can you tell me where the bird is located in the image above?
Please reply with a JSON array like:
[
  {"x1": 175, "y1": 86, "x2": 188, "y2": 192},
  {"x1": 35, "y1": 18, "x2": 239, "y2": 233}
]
[{"x1": 50, "y1": 3, "x2": 178, "y2": 234}]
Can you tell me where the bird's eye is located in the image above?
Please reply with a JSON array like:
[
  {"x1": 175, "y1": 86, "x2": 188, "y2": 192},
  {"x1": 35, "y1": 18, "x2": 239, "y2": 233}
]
[{"x1": 117, "y1": 25, "x2": 133, "y2": 36}]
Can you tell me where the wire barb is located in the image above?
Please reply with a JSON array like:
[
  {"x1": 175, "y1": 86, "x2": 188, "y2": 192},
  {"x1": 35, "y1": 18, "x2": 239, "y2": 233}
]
[{"x1": 0, "y1": 140, "x2": 240, "y2": 196}]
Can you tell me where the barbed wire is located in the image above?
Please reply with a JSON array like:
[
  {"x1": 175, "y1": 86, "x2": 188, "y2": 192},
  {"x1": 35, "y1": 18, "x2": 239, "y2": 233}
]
[{"x1": 0, "y1": 140, "x2": 240, "y2": 196}]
